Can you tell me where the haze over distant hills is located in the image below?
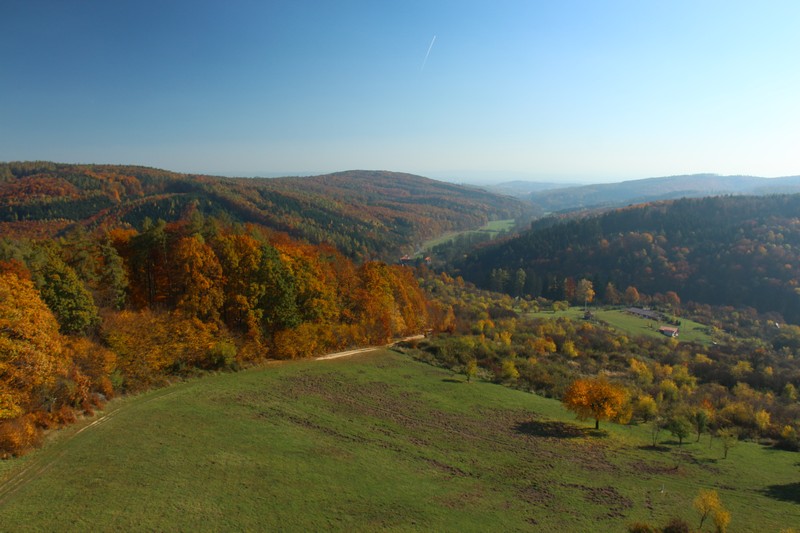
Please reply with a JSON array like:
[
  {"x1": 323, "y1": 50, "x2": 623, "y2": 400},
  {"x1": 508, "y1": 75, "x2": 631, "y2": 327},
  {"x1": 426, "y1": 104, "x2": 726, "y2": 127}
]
[
  {"x1": 481, "y1": 180, "x2": 580, "y2": 197},
  {"x1": 524, "y1": 173, "x2": 800, "y2": 212}
]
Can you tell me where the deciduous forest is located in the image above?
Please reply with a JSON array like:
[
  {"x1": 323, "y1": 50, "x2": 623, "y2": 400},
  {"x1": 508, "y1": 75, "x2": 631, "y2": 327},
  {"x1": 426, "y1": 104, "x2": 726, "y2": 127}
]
[
  {"x1": 0, "y1": 208, "x2": 430, "y2": 455},
  {"x1": 456, "y1": 195, "x2": 800, "y2": 322},
  {"x1": 0, "y1": 162, "x2": 530, "y2": 260},
  {"x1": 2, "y1": 163, "x2": 800, "y2": 487}
]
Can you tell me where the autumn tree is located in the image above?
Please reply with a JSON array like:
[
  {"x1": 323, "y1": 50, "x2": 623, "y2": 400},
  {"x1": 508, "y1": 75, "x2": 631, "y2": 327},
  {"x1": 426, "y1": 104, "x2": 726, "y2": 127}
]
[
  {"x1": 694, "y1": 489, "x2": 730, "y2": 532},
  {"x1": 464, "y1": 359, "x2": 478, "y2": 383},
  {"x1": 0, "y1": 271, "x2": 64, "y2": 421},
  {"x1": 562, "y1": 377, "x2": 628, "y2": 430},
  {"x1": 576, "y1": 278, "x2": 595, "y2": 310},
  {"x1": 632, "y1": 395, "x2": 658, "y2": 422},
  {"x1": 624, "y1": 286, "x2": 640, "y2": 306},
  {"x1": 754, "y1": 409, "x2": 771, "y2": 439},
  {"x1": 664, "y1": 291, "x2": 681, "y2": 314},
  {"x1": 210, "y1": 232, "x2": 265, "y2": 336},
  {"x1": 563, "y1": 277, "x2": 577, "y2": 302},
  {"x1": 171, "y1": 235, "x2": 224, "y2": 321}
]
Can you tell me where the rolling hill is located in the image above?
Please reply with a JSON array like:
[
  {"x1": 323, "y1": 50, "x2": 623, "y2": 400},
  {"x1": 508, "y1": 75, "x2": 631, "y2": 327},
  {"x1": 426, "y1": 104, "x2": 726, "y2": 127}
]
[
  {"x1": 0, "y1": 162, "x2": 532, "y2": 260},
  {"x1": 527, "y1": 173, "x2": 800, "y2": 213},
  {"x1": 1, "y1": 350, "x2": 797, "y2": 531},
  {"x1": 455, "y1": 194, "x2": 800, "y2": 323}
]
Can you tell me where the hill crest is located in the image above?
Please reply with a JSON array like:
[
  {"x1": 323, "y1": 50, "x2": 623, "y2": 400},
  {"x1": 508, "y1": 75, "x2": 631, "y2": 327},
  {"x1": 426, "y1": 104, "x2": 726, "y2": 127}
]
[{"x1": 0, "y1": 162, "x2": 532, "y2": 260}]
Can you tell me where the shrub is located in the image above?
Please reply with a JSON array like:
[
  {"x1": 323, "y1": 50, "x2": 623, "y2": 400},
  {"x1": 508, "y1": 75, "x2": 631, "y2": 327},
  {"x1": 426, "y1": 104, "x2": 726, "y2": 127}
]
[
  {"x1": 662, "y1": 517, "x2": 691, "y2": 533},
  {"x1": 0, "y1": 414, "x2": 43, "y2": 457}
]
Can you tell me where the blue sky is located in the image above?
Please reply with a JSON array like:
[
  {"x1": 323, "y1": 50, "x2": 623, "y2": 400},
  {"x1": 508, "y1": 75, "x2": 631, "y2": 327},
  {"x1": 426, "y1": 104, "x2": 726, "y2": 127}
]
[{"x1": 2, "y1": 1, "x2": 799, "y2": 183}]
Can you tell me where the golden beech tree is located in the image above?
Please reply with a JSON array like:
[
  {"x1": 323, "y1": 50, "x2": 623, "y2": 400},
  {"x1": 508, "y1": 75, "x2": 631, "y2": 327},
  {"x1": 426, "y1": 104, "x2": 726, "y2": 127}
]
[
  {"x1": 0, "y1": 271, "x2": 64, "y2": 420},
  {"x1": 172, "y1": 235, "x2": 224, "y2": 321},
  {"x1": 562, "y1": 377, "x2": 628, "y2": 430}
]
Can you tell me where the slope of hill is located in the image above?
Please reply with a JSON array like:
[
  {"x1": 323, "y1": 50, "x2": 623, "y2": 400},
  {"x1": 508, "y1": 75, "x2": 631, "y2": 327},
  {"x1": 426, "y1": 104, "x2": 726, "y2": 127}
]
[
  {"x1": 0, "y1": 162, "x2": 531, "y2": 260},
  {"x1": 528, "y1": 173, "x2": 800, "y2": 212},
  {"x1": 1, "y1": 350, "x2": 797, "y2": 531},
  {"x1": 455, "y1": 194, "x2": 800, "y2": 323}
]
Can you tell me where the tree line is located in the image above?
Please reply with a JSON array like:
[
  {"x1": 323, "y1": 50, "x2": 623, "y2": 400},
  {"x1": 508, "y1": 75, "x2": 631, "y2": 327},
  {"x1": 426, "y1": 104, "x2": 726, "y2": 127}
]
[{"x1": 0, "y1": 211, "x2": 431, "y2": 456}]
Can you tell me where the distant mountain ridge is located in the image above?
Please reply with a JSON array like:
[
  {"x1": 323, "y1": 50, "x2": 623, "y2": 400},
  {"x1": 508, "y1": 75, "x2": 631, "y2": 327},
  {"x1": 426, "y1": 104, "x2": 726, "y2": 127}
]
[
  {"x1": 0, "y1": 162, "x2": 532, "y2": 260},
  {"x1": 528, "y1": 173, "x2": 800, "y2": 212}
]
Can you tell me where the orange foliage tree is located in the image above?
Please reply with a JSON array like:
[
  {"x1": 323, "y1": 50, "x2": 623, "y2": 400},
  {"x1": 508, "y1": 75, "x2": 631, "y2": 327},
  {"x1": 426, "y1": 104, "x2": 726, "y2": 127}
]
[
  {"x1": 562, "y1": 377, "x2": 628, "y2": 430},
  {"x1": 0, "y1": 271, "x2": 64, "y2": 420},
  {"x1": 172, "y1": 235, "x2": 224, "y2": 321}
]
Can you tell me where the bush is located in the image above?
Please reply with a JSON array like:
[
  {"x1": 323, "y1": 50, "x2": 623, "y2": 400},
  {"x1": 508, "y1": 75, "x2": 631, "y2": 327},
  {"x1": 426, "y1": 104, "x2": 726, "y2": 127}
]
[
  {"x1": 205, "y1": 341, "x2": 238, "y2": 370},
  {"x1": 0, "y1": 414, "x2": 43, "y2": 458},
  {"x1": 661, "y1": 517, "x2": 691, "y2": 533}
]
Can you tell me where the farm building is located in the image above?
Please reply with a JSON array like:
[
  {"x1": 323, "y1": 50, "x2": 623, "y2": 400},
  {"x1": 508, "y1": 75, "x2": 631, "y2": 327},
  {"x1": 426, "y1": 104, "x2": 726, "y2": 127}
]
[{"x1": 658, "y1": 326, "x2": 679, "y2": 338}]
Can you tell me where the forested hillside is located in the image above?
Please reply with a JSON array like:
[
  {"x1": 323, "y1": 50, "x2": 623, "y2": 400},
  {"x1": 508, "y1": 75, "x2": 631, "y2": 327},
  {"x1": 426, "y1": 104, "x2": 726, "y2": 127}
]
[
  {"x1": 0, "y1": 211, "x2": 432, "y2": 456},
  {"x1": 0, "y1": 162, "x2": 529, "y2": 260},
  {"x1": 456, "y1": 195, "x2": 800, "y2": 323}
]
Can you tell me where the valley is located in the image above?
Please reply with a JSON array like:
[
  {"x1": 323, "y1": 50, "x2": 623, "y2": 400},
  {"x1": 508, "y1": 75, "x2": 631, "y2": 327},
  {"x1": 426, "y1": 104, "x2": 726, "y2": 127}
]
[
  {"x1": 1, "y1": 163, "x2": 800, "y2": 531},
  {"x1": 4, "y1": 4, "x2": 798, "y2": 531}
]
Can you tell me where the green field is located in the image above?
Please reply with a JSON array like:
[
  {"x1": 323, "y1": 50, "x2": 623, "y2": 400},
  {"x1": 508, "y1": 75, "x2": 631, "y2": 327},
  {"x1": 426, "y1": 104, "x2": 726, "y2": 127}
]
[
  {"x1": 1, "y1": 350, "x2": 797, "y2": 531},
  {"x1": 420, "y1": 218, "x2": 515, "y2": 252},
  {"x1": 530, "y1": 307, "x2": 714, "y2": 345}
]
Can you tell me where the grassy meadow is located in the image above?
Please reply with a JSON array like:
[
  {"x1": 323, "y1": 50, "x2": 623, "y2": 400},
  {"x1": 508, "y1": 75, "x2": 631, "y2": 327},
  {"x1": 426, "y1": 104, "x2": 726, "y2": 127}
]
[
  {"x1": 420, "y1": 218, "x2": 516, "y2": 252},
  {"x1": 530, "y1": 307, "x2": 714, "y2": 346},
  {"x1": 0, "y1": 349, "x2": 797, "y2": 531}
]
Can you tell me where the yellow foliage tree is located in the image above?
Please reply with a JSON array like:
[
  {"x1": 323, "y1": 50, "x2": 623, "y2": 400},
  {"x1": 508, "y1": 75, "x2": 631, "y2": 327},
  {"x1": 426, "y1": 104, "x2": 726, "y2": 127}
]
[
  {"x1": 0, "y1": 271, "x2": 64, "y2": 419},
  {"x1": 561, "y1": 340, "x2": 579, "y2": 358},
  {"x1": 694, "y1": 489, "x2": 730, "y2": 532},
  {"x1": 576, "y1": 278, "x2": 595, "y2": 309},
  {"x1": 562, "y1": 377, "x2": 628, "y2": 430}
]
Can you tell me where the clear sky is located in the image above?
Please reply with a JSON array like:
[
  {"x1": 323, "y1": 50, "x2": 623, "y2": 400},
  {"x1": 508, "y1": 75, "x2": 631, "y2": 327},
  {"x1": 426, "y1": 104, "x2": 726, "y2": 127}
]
[{"x1": 2, "y1": 0, "x2": 799, "y2": 183}]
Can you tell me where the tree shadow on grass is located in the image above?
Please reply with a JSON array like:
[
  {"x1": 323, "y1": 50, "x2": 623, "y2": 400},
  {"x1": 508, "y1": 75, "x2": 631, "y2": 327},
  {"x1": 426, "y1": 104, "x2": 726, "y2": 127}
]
[
  {"x1": 637, "y1": 444, "x2": 672, "y2": 452},
  {"x1": 515, "y1": 420, "x2": 587, "y2": 439},
  {"x1": 762, "y1": 482, "x2": 800, "y2": 504},
  {"x1": 441, "y1": 378, "x2": 463, "y2": 384}
]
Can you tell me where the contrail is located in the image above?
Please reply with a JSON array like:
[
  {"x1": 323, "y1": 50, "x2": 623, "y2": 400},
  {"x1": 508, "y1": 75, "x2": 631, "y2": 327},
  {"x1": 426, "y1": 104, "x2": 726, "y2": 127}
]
[{"x1": 421, "y1": 35, "x2": 436, "y2": 72}]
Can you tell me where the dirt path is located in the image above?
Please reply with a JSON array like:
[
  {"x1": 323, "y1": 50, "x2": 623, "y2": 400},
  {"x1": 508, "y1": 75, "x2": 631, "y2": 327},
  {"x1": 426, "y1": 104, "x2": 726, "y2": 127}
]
[{"x1": 315, "y1": 335, "x2": 423, "y2": 361}]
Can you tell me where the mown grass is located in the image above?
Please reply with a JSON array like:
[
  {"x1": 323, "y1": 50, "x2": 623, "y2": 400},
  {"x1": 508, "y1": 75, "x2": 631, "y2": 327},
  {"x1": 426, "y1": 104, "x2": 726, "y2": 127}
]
[
  {"x1": 530, "y1": 307, "x2": 713, "y2": 345},
  {"x1": 420, "y1": 218, "x2": 515, "y2": 252},
  {"x1": 0, "y1": 350, "x2": 797, "y2": 531}
]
